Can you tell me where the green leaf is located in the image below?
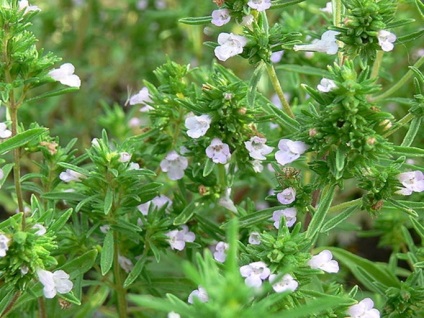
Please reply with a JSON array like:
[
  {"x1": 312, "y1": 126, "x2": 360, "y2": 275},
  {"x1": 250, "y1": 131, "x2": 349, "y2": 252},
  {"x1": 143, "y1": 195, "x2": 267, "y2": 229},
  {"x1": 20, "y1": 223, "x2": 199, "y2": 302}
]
[
  {"x1": 414, "y1": 0, "x2": 424, "y2": 18},
  {"x1": 409, "y1": 216, "x2": 424, "y2": 240},
  {"x1": 387, "y1": 199, "x2": 418, "y2": 217},
  {"x1": 276, "y1": 64, "x2": 331, "y2": 77},
  {"x1": 0, "y1": 288, "x2": 15, "y2": 317},
  {"x1": 271, "y1": 0, "x2": 306, "y2": 9},
  {"x1": 57, "y1": 162, "x2": 90, "y2": 176},
  {"x1": 123, "y1": 257, "x2": 147, "y2": 288},
  {"x1": 173, "y1": 200, "x2": 198, "y2": 225},
  {"x1": 237, "y1": 206, "x2": 287, "y2": 228},
  {"x1": 26, "y1": 87, "x2": 79, "y2": 103},
  {"x1": 321, "y1": 205, "x2": 358, "y2": 233},
  {"x1": 262, "y1": 102, "x2": 299, "y2": 131},
  {"x1": 306, "y1": 185, "x2": 336, "y2": 240},
  {"x1": 202, "y1": 158, "x2": 215, "y2": 177},
  {"x1": 58, "y1": 291, "x2": 81, "y2": 305},
  {"x1": 59, "y1": 249, "x2": 98, "y2": 278},
  {"x1": 178, "y1": 16, "x2": 211, "y2": 25},
  {"x1": 0, "y1": 128, "x2": 47, "y2": 155},
  {"x1": 401, "y1": 117, "x2": 422, "y2": 147},
  {"x1": 104, "y1": 187, "x2": 114, "y2": 215},
  {"x1": 248, "y1": 61, "x2": 266, "y2": 107},
  {"x1": 397, "y1": 29, "x2": 424, "y2": 44},
  {"x1": 42, "y1": 191, "x2": 86, "y2": 201},
  {"x1": 385, "y1": 18, "x2": 415, "y2": 29},
  {"x1": 329, "y1": 247, "x2": 400, "y2": 291},
  {"x1": 0, "y1": 163, "x2": 14, "y2": 188},
  {"x1": 49, "y1": 208, "x2": 73, "y2": 232},
  {"x1": 101, "y1": 231, "x2": 114, "y2": 276},
  {"x1": 392, "y1": 145, "x2": 424, "y2": 157}
]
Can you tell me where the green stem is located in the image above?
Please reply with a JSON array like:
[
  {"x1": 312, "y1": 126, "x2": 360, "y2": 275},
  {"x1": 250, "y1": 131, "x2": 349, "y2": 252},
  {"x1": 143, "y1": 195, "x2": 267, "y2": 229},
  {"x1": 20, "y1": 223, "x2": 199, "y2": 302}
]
[
  {"x1": 38, "y1": 296, "x2": 46, "y2": 318},
  {"x1": 328, "y1": 198, "x2": 362, "y2": 214},
  {"x1": 370, "y1": 50, "x2": 384, "y2": 79},
  {"x1": 383, "y1": 113, "x2": 414, "y2": 138},
  {"x1": 113, "y1": 231, "x2": 127, "y2": 318},
  {"x1": 266, "y1": 63, "x2": 294, "y2": 118},
  {"x1": 217, "y1": 164, "x2": 227, "y2": 190},
  {"x1": 2, "y1": 291, "x2": 20, "y2": 317},
  {"x1": 371, "y1": 55, "x2": 424, "y2": 101}
]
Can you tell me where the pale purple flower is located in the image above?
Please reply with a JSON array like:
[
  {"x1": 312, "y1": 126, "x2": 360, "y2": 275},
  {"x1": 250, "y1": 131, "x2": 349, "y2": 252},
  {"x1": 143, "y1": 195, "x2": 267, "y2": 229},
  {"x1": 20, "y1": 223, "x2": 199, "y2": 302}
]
[
  {"x1": 276, "y1": 187, "x2": 296, "y2": 205},
  {"x1": 37, "y1": 269, "x2": 73, "y2": 299},
  {"x1": 308, "y1": 250, "x2": 339, "y2": 273},
  {"x1": 251, "y1": 160, "x2": 264, "y2": 173},
  {"x1": 0, "y1": 234, "x2": 10, "y2": 257},
  {"x1": 396, "y1": 171, "x2": 424, "y2": 195},
  {"x1": 129, "y1": 87, "x2": 153, "y2": 112},
  {"x1": 188, "y1": 286, "x2": 209, "y2": 304},
  {"x1": 269, "y1": 274, "x2": 298, "y2": 293},
  {"x1": 137, "y1": 194, "x2": 172, "y2": 215},
  {"x1": 206, "y1": 138, "x2": 231, "y2": 164},
  {"x1": 211, "y1": 9, "x2": 231, "y2": 26},
  {"x1": 219, "y1": 196, "x2": 237, "y2": 212},
  {"x1": 247, "y1": 0, "x2": 271, "y2": 11},
  {"x1": 119, "y1": 152, "x2": 131, "y2": 163},
  {"x1": 32, "y1": 224, "x2": 46, "y2": 236},
  {"x1": 128, "y1": 162, "x2": 140, "y2": 170},
  {"x1": 240, "y1": 261, "x2": 271, "y2": 288},
  {"x1": 213, "y1": 241, "x2": 229, "y2": 263},
  {"x1": 118, "y1": 255, "x2": 134, "y2": 273},
  {"x1": 320, "y1": 2, "x2": 332, "y2": 13},
  {"x1": 317, "y1": 78, "x2": 337, "y2": 92},
  {"x1": 377, "y1": 30, "x2": 396, "y2": 52},
  {"x1": 270, "y1": 50, "x2": 284, "y2": 63},
  {"x1": 214, "y1": 33, "x2": 247, "y2": 61},
  {"x1": 48, "y1": 63, "x2": 81, "y2": 88},
  {"x1": 166, "y1": 225, "x2": 195, "y2": 251},
  {"x1": 275, "y1": 139, "x2": 308, "y2": 166},
  {"x1": 0, "y1": 123, "x2": 12, "y2": 138},
  {"x1": 19, "y1": 0, "x2": 41, "y2": 13},
  {"x1": 294, "y1": 30, "x2": 340, "y2": 55},
  {"x1": 272, "y1": 208, "x2": 297, "y2": 228},
  {"x1": 185, "y1": 114, "x2": 212, "y2": 138},
  {"x1": 59, "y1": 169, "x2": 84, "y2": 183},
  {"x1": 347, "y1": 298, "x2": 380, "y2": 318},
  {"x1": 248, "y1": 232, "x2": 261, "y2": 245},
  {"x1": 160, "y1": 151, "x2": 188, "y2": 180},
  {"x1": 244, "y1": 136, "x2": 273, "y2": 160},
  {"x1": 241, "y1": 14, "x2": 254, "y2": 26}
]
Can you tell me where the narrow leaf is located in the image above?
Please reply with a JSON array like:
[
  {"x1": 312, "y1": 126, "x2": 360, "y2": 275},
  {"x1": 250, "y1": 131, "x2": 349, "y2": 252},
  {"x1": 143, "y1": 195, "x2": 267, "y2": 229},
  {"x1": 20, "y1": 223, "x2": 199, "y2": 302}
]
[
  {"x1": 49, "y1": 208, "x2": 73, "y2": 232},
  {"x1": 104, "y1": 187, "x2": 114, "y2": 215},
  {"x1": 276, "y1": 64, "x2": 331, "y2": 77},
  {"x1": 0, "y1": 128, "x2": 47, "y2": 155},
  {"x1": 174, "y1": 200, "x2": 198, "y2": 225},
  {"x1": 202, "y1": 159, "x2": 215, "y2": 177},
  {"x1": 401, "y1": 117, "x2": 422, "y2": 147},
  {"x1": 178, "y1": 16, "x2": 211, "y2": 25},
  {"x1": 321, "y1": 205, "x2": 358, "y2": 233},
  {"x1": 101, "y1": 231, "x2": 114, "y2": 276},
  {"x1": 392, "y1": 145, "x2": 424, "y2": 157},
  {"x1": 124, "y1": 257, "x2": 147, "y2": 288},
  {"x1": 248, "y1": 61, "x2": 265, "y2": 107},
  {"x1": 306, "y1": 185, "x2": 336, "y2": 239}
]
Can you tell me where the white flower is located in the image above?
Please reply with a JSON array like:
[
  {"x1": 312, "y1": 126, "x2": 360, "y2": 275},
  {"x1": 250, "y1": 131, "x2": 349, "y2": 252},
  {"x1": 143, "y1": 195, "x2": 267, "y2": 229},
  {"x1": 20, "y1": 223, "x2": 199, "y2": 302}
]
[
  {"x1": 308, "y1": 250, "x2": 339, "y2": 273},
  {"x1": 275, "y1": 139, "x2": 308, "y2": 166},
  {"x1": 37, "y1": 269, "x2": 73, "y2": 299},
  {"x1": 19, "y1": 0, "x2": 41, "y2": 13},
  {"x1": 166, "y1": 225, "x2": 195, "y2": 251},
  {"x1": 240, "y1": 261, "x2": 271, "y2": 288},
  {"x1": 99, "y1": 225, "x2": 110, "y2": 233},
  {"x1": 396, "y1": 171, "x2": 424, "y2": 195},
  {"x1": 137, "y1": 195, "x2": 172, "y2": 215},
  {"x1": 128, "y1": 162, "x2": 140, "y2": 170},
  {"x1": 247, "y1": 0, "x2": 272, "y2": 11},
  {"x1": 269, "y1": 274, "x2": 298, "y2": 293},
  {"x1": 0, "y1": 168, "x2": 4, "y2": 181},
  {"x1": 244, "y1": 136, "x2": 274, "y2": 160},
  {"x1": 248, "y1": 232, "x2": 261, "y2": 245},
  {"x1": 118, "y1": 255, "x2": 134, "y2": 273},
  {"x1": 160, "y1": 151, "x2": 188, "y2": 180},
  {"x1": 214, "y1": 33, "x2": 247, "y2": 61},
  {"x1": 206, "y1": 138, "x2": 231, "y2": 164},
  {"x1": 0, "y1": 123, "x2": 12, "y2": 138},
  {"x1": 129, "y1": 87, "x2": 153, "y2": 112},
  {"x1": 168, "y1": 312, "x2": 181, "y2": 318},
  {"x1": 218, "y1": 196, "x2": 237, "y2": 212},
  {"x1": 119, "y1": 152, "x2": 131, "y2": 163},
  {"x1": 276, "y1": 187, "x2": 296, "y2": 205},
  {"x1": 213, "y1": 241, "x2": 229, "y2": 263},
  {"x1": 251, "y1": 160, "x2": 264, "y2": 173},
  {"x1": 21, "y1": 266, "x2": 29, "y2": 275},
  {"x1": 272, "y1": 208, "x2": 297, "y2": 228},
  {"x1": 188, "y1": 286, "x2": 209, "y2": 304},
  {"x1": 32, "y1": 224, "x2": 46, "y2": 236},
  {"x1": 377, "y1": 30, "x2": 396, "y2": 52},
  {"x1": 317, "y1": 78, "x2": 337, "y2": 92},
  {"x1": 0, "y1": 234, "x2": 10, "y2": 257},
  {"x1": 320, "y1": 2, "x2": 332, "y2": 13},
  {"x1": 270, "y1": 50, "x2": 284, "y2": 63},
  {"x1": 211, "y1": 9, "x2": 231, "y2": 26},
  {"x1": 294, "y1": 30, "x2": 340, "y2": 55},
  {"x1": 241, "y1": 14, "x2": 254, "y2": 26},
  {"x1": 347, "y1": 298, "x2": 380, "y2": 318},
  {"x1": 48, "y1": 63, "x2": 81, "y2": 88},
  {"x1": 59, "y1": 169, "x2": 84, "y2": 182},
  {"x1": 185, "y1": 114, "x2": 212, "y2": 138}
]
